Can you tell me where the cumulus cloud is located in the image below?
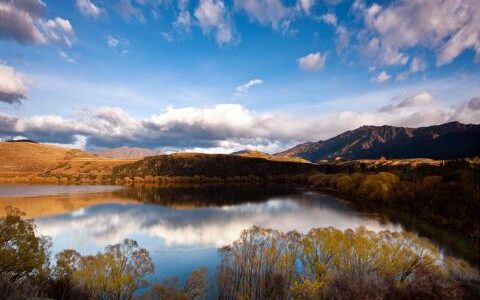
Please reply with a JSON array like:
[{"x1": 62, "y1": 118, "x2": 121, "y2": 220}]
[
  {"x1": 40, "y1": 17, "x2": 76, "y2": 48},
  {"x1": 371, "y1": 70, "x2": 390, "y2": 83},
  {"x1": 360, "y1": 37, "x2": 409, "y2": 66},
  {"x1": 448, "y1": 96, "x2": 480, "y2": 124},
  {"x1": 234, "y1": 0, "x2": 292, "y2": 30},
  {"x1": 0, "y1": 0, "x2": 75, "y2": 48},
  {"x1": 379, "y1": 92, "x2": 434, "y2": 113},
  {"x1": 195, "y1": 0, "x2": 236, "y2": 45},
  {"x1": 468, "y1": 97, "x2": 480, "y2": 111},
  {"x1": 2, "y1": 92, "x2": 478, "y2": 152},
  {"x1": 0, "y1": 0, "x2": 46, "y2": 44},
  {"x1": 235, "y1": 79, "x2": 263, "y2": 97},
  {"x1": 297, "y1": 52, "x2": 326, "y2": 71},
  {"x1": 76, "y1": 0, "x2": 103, "y2": 18},
  {"x1": 0, "y1": 63, "x2": 29, "y2": 104},
  {"x1": 357, "y1": 0, "x2": 480, "y2": 66}
]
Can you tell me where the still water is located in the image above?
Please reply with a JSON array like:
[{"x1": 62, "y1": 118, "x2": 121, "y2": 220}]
[{"x1": 0, "y1": 184, "x2": 477, "y2": 284}]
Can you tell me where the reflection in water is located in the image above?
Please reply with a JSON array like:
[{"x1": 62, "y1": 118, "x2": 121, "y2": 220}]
[
  {"x1": 0, "y1": 184, "x2": 477, "y2": 282},
  {"x1": 35, "y1": 193, "x2": 401, "y2": 249},
  {"x1": 0, "y1": 185, "x2": 121, "y2": 197}
]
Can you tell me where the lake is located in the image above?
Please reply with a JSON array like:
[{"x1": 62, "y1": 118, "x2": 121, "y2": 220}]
[{"x1": 0, "y1": 184, "x2": 477, "y2": 288}]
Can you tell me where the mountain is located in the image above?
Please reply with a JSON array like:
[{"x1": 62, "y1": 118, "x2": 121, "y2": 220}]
[
  {"x1": 276, "y1": 122, "x2": 480, "y2": 162},
  {"x1": 94, "y1": 146, "x2": 163, "y2": 159}
]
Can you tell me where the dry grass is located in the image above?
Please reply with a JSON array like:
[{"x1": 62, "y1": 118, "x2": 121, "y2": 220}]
[
  {"x1": 233, "y1": 150, "x2": 311, "y2": 163},
  {"x1": 0, "y1": 142, "x2": 137, "y2": 181},
  {"x1": 333, "y1": 157, "x2": 445, "y2": 169}
]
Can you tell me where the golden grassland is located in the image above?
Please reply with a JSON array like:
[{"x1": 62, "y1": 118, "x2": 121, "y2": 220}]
[
  {"x1": 233, "y1": 150, "x2": 311, "y2": 163},
  {"x1": 0, "y1": 142, "x2": 137, "y2": 184},
  {"x1": 1, "y1": 141, "x2": 477, "y2": 185}
]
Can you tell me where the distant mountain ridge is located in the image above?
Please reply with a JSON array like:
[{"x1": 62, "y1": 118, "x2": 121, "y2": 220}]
[
  {"x1": 94, "y1": 146, "x2": 163, "y2": 159},
  {"x1": 231, "y1": 149, "x2": 311, "y2": 163},
  {"x1": 275, "y1": 121, "x2": 480, "y2": 162}
]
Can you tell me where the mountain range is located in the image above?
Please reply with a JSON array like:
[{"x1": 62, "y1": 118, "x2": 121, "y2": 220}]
[
  {"x1": 94, "y1": 146, "x2": 163, "y2": 159},
  {"x1": 275, "y1": 121, "x2": 480, "y2": 162}
]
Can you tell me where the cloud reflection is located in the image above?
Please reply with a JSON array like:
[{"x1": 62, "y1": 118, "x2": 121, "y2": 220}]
[{"x1": 35, "y1": 192, "x2": 402, "y2": 250}]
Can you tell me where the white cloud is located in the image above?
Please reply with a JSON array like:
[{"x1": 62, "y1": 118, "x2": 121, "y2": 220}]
[
  {"x1": 0, "y1": 0, "x2": 46, "y2": 44},
  {"x1": 409, "y1": 57, "x2": 426, "y2": 73},
  {"x1": 2, "y1": 92, "x2": 477, "y2": 152},
  {"x1": 174, "y1": 11, "x2": 192, "y2": 32},
  {"x1": 234, "y1": 0, "x2": 292, "y2": 30},
  {"x1": 360, "y1": 37, "x2": 409, "y2": 66},
  {"x1": 297, "y1": 0, "x2": 315, "y2": 14},
  {"x1": 335, "y1": 25, "x2": 349, "y2": 53},
  {"x1": 116, "y1": 0, "x2": 145, "y2": 22},
  {"x1": 106, "y1": 36, "x2": 129, "y2": 55},
  {"x1": 194, "y1": 0, "x2": 235, "y2": 45},
  {"x1": 0, "y1": 1, "x2": 76, "y2": 50},
  {"x1": 319, "y1": 13, "x2": 337, "y2": 26},
  {"x1": 107, "y1": 36, "x2": 119, "y2": 48},
  {"x1": 76, "y1": 0, "x2": 103, "y2": 18},
  {"x1": 0, "y1": 63, "x2": 29, "y2": 104},
  {"x1": 379, "y1": 92, "x2": 434, "y2": 113},
  {"x1": 371, "y1": 70, "x2": 390, "y2": 83},
  {"x1": 297, "y1": 52, "x2": 326, "y2": 71},
  {"x1": 358, "y1": 0, "x2": 480, "y2": 66},
  {"x1": 235, "y1": 79, "x2": 263, "y2": 97},
  {"x1": 40, "y1": 17, "x2": 76, "y2": 48},
  {"x1": 58, "y1": 51, "x2": 77, "y2": 64}
]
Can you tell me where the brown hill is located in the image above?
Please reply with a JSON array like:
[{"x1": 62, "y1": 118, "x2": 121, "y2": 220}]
[
  {"x1": 112, "y1": 152, "x2": 322, "y2": 181},
  {"x1": 94, "y1": 146, "x2": 163, "y2": 159},
  {"x1": 276, "y1": 121, "x2": 480, "y2": 162},
  {"x1": 232, "y1": 149, "x2": 310, "y2": 163},
  {"x1": 0, "y1": 142, "x2": 136, "y2": 180}
]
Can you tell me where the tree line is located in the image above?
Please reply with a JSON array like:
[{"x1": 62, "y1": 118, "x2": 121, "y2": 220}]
[{"x1": 308, "y1": 160, "x2": 480, "y2": 241}]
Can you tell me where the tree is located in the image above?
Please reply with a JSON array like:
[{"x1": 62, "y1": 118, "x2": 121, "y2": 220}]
[
  {"x1": 145, "y1": 267, "x2": 208, "y2": 300},
  {"x1": 0, "y1": 207, "x2": 51, "y2": 282},
  {"x1": 184, "y1": 267, "x2": 208, "y2": 300},
  {"x1": 73, "y1": 239, "x2": 154, "y2": 300}
]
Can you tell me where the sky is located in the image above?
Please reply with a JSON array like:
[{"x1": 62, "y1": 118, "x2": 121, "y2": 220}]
[{"x1": 0, "y1": 0, "x2": 479, "y2": 153}]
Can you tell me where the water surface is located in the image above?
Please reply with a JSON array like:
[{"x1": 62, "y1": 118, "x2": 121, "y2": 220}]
[{"x1": 0, "y1": 184, "x2": 476, "y2": 284}]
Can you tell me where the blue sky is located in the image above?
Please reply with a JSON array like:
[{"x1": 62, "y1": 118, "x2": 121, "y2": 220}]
[{"x1": 0, "y1": 0, "x2": 479, "y2": 152}]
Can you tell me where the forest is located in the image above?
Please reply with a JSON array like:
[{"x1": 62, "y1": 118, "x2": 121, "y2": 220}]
[{"x1": 307, "y1": 160, "x2": 480, "y2": 241}]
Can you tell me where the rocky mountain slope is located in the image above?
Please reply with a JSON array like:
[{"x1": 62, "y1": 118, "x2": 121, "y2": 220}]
[{"x1": 276, "y1": 122, "x2": 480, "y2": 162}]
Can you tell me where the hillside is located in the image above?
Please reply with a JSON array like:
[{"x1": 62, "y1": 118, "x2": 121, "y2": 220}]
[
  {"x1": 232, "y1": 149, "x2": 310, "y2": 163},
  {"x1": 94, "y1": 146, "x2": 163, "y2": 159},
  {"x1": 0, "y1": 141, "x2": 136, "y2": 182},
  {"x1": 276, "y1": 121, "x2": 480, "y2": 162},
  {"x1": 112, "y1": 152, "x2": 322, "y2": 182}
]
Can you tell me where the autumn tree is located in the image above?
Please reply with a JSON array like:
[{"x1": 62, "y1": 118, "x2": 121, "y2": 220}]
[
  {"x1": 0, "y1": 207, "x2": 51, "y2": 282},
  {"x1": 145, "y1": 267, "x2": 208, "y2": 300},
  {"x1": 73, "y1": 239, "x2": 154, "y2": 300}
]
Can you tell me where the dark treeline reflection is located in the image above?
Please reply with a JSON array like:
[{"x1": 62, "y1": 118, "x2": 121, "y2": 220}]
[
  {"x1": 115, "y1": 183, "x2": 480, "y2": 267},
  {"x1": 114, "y1": 184, "x2": 302, "y2": 207},
  {"x1": 1, "y1": 208, "x2": 480, "y2": 300}
]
